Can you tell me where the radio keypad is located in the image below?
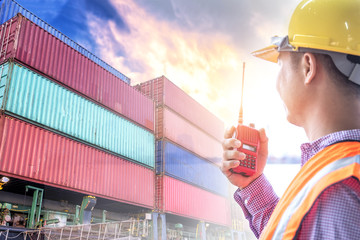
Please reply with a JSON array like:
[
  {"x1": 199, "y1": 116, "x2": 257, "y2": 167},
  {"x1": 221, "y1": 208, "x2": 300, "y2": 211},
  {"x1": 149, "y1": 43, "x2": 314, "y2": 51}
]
[{"x1": 239, "y1": 154, "x2": 256, "y2": 169}]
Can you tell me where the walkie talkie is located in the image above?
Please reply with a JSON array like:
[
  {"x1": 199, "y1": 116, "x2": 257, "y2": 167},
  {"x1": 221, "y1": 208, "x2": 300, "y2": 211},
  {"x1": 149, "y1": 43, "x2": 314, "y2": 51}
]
[{"x1": 231, "y1": 62, "x2": 260, "y2": 177}]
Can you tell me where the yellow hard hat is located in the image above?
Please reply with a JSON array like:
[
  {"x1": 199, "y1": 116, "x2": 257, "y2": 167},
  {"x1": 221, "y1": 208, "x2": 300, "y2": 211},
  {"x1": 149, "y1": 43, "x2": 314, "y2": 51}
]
[{"x1": 252, "y1": 0, "x2": 360, "y2": 63}]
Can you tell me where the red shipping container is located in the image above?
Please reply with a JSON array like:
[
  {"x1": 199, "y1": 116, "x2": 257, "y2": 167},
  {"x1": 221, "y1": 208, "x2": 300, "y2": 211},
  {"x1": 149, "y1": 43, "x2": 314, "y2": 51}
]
[
  {"x1": 157, "y1": 107, "x2": 222, "y2": 164},
  {"x1": 0, "y1": 14, "x2": 154, "y2": 131},
  {"x1": 0, "y1": 115, "x2": 154, "y2": 208},
  {"x1": 137, "y1": 76, "x2": 224, "y2": 141},
  {"x1": 156, "y1": 175, "x2": 231, "y2": 226}
]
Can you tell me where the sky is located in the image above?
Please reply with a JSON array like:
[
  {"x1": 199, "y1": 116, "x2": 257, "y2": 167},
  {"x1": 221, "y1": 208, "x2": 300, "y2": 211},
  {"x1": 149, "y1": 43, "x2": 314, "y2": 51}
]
[{"x1": 15, "y1": 0, "x2": 308, "y2": 159}]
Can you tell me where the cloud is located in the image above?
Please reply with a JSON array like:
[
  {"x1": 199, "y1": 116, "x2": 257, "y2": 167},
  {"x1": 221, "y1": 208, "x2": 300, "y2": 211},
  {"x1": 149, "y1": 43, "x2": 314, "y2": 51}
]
[
  {"x1": 87, "y1": 0, "x2": 250, "y2": 125},
  {"x1": 86, "y1": 0, "x2": 308, "y2": 157},
  {"x1": 135, "y1": 0, "x2": 299, "y2": 52}
]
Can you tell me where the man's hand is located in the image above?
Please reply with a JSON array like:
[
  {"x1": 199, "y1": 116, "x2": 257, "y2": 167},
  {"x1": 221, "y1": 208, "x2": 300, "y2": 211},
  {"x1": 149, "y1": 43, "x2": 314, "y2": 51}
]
[{"x1": 220, "y1": 126, "x2": 269, "y2": 189}]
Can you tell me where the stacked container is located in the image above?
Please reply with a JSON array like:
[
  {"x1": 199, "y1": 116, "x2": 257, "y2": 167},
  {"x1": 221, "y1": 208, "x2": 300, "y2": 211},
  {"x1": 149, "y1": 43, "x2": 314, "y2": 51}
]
[
  {"x1": 0, "y1": 0, "x2": 130, "y2": 84},
  {"x1": 0, "y1": 9, "x2": 155, "y2": 208},
  {"x1": 0, "y1": 13, "x2": 154, "y2": 131},
  {"x1": 0, "y1": 0, "x2": 235, "y2": 233},
  {"x1": 0, "y1": 116, "x2": 154, "y2": 207},
  {"x1": 136, "y1": 76, "x2": 231, "y2": 227}
]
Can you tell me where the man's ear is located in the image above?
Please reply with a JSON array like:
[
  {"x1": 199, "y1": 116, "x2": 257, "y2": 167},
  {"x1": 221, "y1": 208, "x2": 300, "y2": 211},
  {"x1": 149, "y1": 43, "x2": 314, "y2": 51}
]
[{"x1": 302, "y1": 53, "x2": 317, "y2": 85}]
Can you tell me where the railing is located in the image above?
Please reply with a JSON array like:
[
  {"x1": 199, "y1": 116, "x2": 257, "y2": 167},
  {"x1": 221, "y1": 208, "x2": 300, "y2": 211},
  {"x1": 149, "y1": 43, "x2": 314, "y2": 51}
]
[
  {"x1": 0, "y1": 228, "x2": 41, "y2": 240},
  {"x1": 167, "y1": 229, "x2": 197, "y2": 240},
  {"x1": 0, "y1": 219, "x2": 149, "y2": 240},
  {"x1": 41, "y1": 219, "x2": 149, "y2": 240}
]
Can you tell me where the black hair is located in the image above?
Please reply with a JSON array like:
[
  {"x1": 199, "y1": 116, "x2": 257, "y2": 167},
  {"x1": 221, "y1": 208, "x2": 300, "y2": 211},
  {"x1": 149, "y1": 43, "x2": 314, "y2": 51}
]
[
  {"x1": 290, "y1": 52, "x2": 360, "y2": 97},
  {"x1": 318, "y1": 53, "x2": 360, "y2": 97}
]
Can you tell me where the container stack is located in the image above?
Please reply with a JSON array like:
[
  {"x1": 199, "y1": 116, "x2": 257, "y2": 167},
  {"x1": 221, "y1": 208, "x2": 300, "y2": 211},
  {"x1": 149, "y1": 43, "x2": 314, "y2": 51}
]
[
  {"x1": 0, "y1": 8, "x2": 155, "y2": 209},
  {"x1": 136, "y1": 76, "x2": 231, "y2": 227},
  {"x1": 0, "y1": 0, "x2": 130, "y2": 84},
  {"x1": 0, "y1": 0, "x2": 239, "y2": 238}
]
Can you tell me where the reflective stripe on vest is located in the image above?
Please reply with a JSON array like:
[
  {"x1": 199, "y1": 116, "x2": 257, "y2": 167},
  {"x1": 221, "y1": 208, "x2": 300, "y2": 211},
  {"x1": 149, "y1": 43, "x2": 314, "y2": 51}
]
[{"x1": 260, "y1": 141, "x2": 360, "y2": 240}]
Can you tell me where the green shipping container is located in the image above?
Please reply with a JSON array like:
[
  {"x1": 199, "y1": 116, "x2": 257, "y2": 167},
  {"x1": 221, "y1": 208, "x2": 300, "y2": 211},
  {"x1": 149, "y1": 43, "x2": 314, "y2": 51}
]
[{"x1": 0, "y1": 62, "x2": 155, "y2": 168}]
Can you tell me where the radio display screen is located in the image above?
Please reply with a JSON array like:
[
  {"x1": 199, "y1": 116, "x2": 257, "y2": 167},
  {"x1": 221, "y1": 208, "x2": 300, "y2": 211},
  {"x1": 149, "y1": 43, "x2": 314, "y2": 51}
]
[{"x1": 242, "y1": 143, "x2": 256, "y2": 152}]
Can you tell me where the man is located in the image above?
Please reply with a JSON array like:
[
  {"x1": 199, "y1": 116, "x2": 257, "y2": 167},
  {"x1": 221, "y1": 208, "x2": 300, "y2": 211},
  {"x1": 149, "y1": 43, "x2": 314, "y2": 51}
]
[{"x1": 221, "y1": 0, "x2": 360, "y2": 239}]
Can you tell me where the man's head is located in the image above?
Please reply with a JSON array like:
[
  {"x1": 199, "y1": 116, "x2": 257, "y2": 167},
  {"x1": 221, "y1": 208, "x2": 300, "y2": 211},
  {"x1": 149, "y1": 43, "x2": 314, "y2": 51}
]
[
  {"x1": 276, "y1": 50, "x2": 360, "y2": 127},
  {"x1": 252, "y1": 0, "x2": 360, "y2": 132},
  {"x1": 253, "y1": 0, "x2": 360, "y2": 85}
]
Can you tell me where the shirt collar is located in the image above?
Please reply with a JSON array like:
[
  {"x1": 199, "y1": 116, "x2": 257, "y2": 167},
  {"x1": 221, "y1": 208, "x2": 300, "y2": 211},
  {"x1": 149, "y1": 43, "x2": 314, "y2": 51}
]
[{"x1": 300, "y1": 129, "x2": 360, "y2": 166}]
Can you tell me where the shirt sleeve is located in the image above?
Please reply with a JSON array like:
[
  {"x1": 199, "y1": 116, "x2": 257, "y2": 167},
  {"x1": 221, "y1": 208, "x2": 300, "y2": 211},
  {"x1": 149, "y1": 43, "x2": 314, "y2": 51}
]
[{"x1": 234, "y1": 174, "x2": 279, "y2": 238}]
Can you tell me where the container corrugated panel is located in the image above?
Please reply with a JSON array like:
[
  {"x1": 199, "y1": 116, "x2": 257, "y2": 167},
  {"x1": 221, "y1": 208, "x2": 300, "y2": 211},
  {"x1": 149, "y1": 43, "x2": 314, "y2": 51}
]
[
  {"x1": 157, "y1": 107, "x2": 222, "y2": 164},
  {"x1": 0, "y1": 115, "x2": 154, "y2": 208},
  {"x1": 138, "y1": 76, "x2": 224, "y2": 141},
  {"x1": 0, "y1": 61, "x2": 155, "y2": 168},
  {"x1": 157, "y1": 175, "x2": 231, "y2": 226},
  {"x1": 0, "y1": 15, "x2": 154, "y2": 131},
  {"x1": 156, "y1": 140, "x2": 228, "y2": 197},
  {"x1": 0, "y1": 0, "x2": 130, "y2": 84}
]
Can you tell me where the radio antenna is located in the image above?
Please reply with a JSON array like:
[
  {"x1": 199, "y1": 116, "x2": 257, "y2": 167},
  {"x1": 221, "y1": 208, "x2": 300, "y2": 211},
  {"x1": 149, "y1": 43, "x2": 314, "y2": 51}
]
[{"x1": 238, "y1": 62, "x2": 245, "y2": 125}]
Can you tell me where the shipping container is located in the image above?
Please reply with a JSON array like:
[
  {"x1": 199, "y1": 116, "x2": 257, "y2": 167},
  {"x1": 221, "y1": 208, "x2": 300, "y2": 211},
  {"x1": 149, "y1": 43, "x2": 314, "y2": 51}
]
[
  {"x1": 0, "y1": 115, "x2": 154, "y2": 208},
  {"x1": 157, "y1": 107, "x2": 222, "y2": 164},
  {"x1": 157, "y1": 175, "x2": 231, "y2": 226},
  {"x1": 0, "y1": 61, "x2": 155, "y2": 168},
  {"x1": 0, "y1": 0, "x2": 130, "y2": 84},
  {"x1": 156, "y1": 140, "x2": 228, "y2": 197},
  {"x1": 137, "y1": 76, "x2": 224, "y2": 141},
  {"x1": 0, "y1": 14, "x2": 154, "y2": 131}
]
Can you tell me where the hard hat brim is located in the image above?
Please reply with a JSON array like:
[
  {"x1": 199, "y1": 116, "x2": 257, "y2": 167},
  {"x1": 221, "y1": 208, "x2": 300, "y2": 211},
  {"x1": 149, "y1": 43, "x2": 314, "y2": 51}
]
[{"x1": 251, "y1": 45, "x2": 279, "y2": 63}]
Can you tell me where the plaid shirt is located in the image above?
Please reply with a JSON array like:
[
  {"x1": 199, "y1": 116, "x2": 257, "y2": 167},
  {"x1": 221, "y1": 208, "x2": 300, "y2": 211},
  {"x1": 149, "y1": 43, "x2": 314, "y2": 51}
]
[{"x1": 234, "y1": 129, "x2": 360, "y2": 239}]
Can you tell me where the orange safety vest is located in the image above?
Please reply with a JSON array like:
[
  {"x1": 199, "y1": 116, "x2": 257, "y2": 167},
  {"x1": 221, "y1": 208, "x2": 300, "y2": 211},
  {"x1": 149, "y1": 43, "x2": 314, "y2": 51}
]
[{"x1": 260, "y1": 141, "x2": 360, "y2": 240}]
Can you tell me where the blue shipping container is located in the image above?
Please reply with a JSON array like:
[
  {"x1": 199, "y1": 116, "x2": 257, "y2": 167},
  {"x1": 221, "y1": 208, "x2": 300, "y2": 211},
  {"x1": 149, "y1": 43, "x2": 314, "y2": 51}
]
[
  {"x1": 0, "y1": 61, "x2": 155, "y2": 168},
  {"x1": 156, "y1": 140, "x2": 229, "y2": 197},
  {"x1": 0, "y1": 0, "x2": 130, "y2": 84}
]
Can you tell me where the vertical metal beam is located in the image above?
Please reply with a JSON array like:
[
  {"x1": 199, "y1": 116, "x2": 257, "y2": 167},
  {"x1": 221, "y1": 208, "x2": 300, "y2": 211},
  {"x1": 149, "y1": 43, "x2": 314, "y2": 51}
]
[
  {"x1": 152, "y1": 212, "x2": 158, "y2": 240},
  {"x1": 102, "y1": 210, "x2": 107, "y2": 223},
  {"x1": 35, "y1": 190, "x2": 43, "y2": 226},
  {"x1": 75, "y1": 205, "x2": 80, "y2": 225},
  {"x1": 200, "y1": 221, "x2": 206, "y2": 240},
  {"x1": 160, "y1": 213, "x2": 166, "y2": 240},
  {"x1": 25, "y1": 185, "x2": 44, "y2": 229}
]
